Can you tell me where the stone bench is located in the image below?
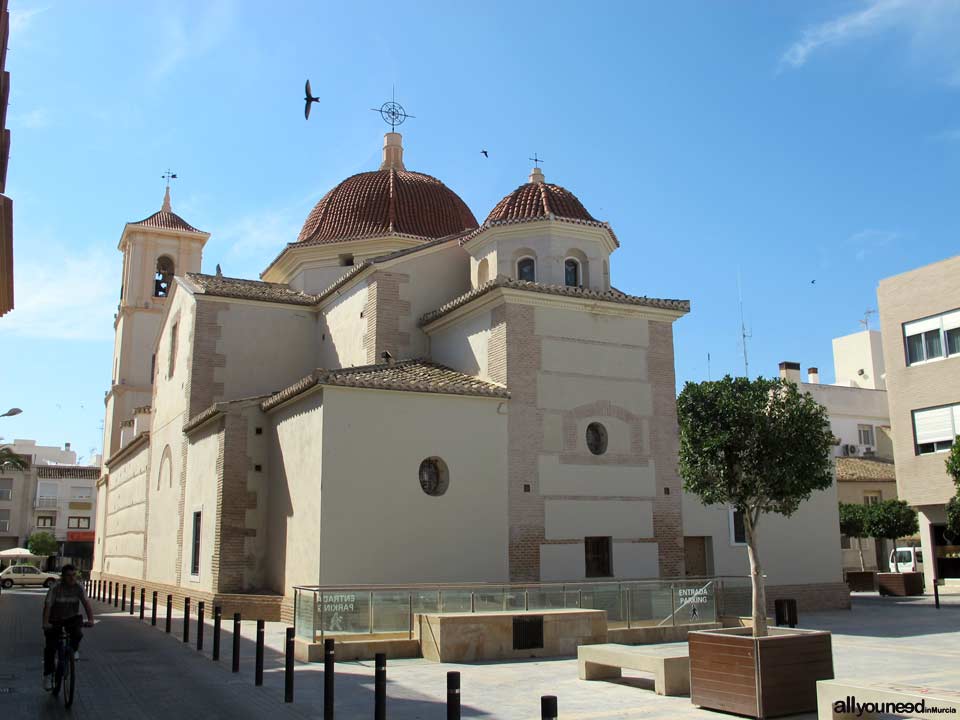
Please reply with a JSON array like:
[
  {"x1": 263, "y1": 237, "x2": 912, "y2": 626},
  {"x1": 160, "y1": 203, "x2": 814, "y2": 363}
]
[
  {"x1": 577, "y1": 642, "x2": 689, "y2": 696},
  {"x1": 817, "y1": 679, "x2": 960, "y2": 719}
]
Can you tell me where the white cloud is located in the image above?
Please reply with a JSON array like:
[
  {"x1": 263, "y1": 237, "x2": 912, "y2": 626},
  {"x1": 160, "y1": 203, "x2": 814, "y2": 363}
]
[
  {"x1": 781, "y1": 0, "x2": 960, "y2": 83},
  {"x1": 9, "y1": 4, "x2": 50, "y2": 39},
  {"x1": 9, "y1": 108, "x2": 52, "y2": 130},
  {"x1": 846, "y1": 229, "x2": 898, "y2": 262},
  {"x1": 0, "y1": 248, "x2": 117, "y2": 340},
  {"x1": 150, "y1": 0, "x2": 236, "y2": 79}
]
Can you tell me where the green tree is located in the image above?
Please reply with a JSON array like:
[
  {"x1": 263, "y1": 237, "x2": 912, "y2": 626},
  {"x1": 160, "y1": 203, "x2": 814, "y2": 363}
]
[
  {"x1": 0, "y1": 446, "x2": 28, "y2": 471},
  {"x1": 27, "y1": 531, "x2": 58, "y2": 558},
  {"x1": 677, "y1": 376, "x2": 834, "y2": 637},
  {"x1": 864, "y1": 500, "x2": 919, "y2": 572},
  {"x1": 839, "y1": 502, "x2": 870, "y2": 571},
  {"x1": 946, "y1": 442, "x2": 960, "y2": 540}
]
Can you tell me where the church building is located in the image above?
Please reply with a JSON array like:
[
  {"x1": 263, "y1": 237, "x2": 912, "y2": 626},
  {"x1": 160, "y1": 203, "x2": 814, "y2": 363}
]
[{"x1": 93, "y1": 132, "x2": 848, "y2": 620}]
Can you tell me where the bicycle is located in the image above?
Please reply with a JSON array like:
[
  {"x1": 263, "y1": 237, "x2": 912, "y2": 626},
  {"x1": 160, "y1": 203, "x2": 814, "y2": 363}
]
[{"x1": 48, "y1": 621, "x2": 92, "y2": 708}]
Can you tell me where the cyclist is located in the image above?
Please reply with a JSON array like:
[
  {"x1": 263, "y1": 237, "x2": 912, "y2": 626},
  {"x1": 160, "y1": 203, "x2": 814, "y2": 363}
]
[{"x1": 42, "y1": 564, "x2": 94, "y2": 690}]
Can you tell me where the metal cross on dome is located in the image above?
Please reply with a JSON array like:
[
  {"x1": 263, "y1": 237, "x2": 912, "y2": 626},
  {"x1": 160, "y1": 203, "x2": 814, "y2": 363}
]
[
  {"x1": 529, "y1": 152, "x2": 544, "y2": 168},
  {"x1": 371, "y1": 88, "x2": 415, "y2": 131}
]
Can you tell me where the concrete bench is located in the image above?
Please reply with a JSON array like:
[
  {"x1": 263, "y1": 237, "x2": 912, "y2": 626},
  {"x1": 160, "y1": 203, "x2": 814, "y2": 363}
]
[
  {"x1": 577, "y1": 642, "x2": 689, "y2": 696},
  {"x1": 817, "y1": 679, "x2": 960, "y2": 719}
]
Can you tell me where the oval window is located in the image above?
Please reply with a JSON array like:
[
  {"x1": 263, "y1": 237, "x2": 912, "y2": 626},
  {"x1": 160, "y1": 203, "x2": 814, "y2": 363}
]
[
  {"x1": 585, "y1": 423, "x2": 608, "y2": 456},
  {"x1": 419, "y1": 457, "x2": 450, "y2": 496}
]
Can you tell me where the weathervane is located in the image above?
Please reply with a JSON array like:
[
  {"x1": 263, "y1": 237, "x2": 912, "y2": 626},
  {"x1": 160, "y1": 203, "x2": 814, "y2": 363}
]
[
  {"x1": 162, "y1": 169, "x2": 178, "y2": 187},
  {"x1": 371, "y1": 88, "x2": 414, "y2": 131},
  {"x1": 529, "y1": 152, "x2": 544, "y2": 168}
]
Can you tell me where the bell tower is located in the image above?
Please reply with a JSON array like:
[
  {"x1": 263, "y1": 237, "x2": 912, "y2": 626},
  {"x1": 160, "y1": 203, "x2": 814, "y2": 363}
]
[{"x1": 102, "y1": 187, "x2": 210, "y2": 458}]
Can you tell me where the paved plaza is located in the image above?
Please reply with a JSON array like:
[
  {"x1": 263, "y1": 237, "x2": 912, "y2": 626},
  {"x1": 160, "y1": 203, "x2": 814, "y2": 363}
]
[{"x1": 0, "y1": 587, "x2": 958, "y2": 719}]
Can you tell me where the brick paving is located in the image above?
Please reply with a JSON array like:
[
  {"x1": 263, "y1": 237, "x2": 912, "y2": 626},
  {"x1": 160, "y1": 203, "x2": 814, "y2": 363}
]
[{"x1": 1, "y1": 587, "x2": 959, "y2": 719}]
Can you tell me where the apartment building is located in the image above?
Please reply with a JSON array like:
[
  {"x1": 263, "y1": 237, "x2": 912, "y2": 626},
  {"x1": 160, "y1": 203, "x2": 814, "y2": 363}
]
[
  {"x1": 0, "y1": 440, "x2": 99, "y2": 570},
  {"x1": 878, "y1": 254, "x2": 960, "y2": 587},
  {"x1": 778, "y1": 329, "x2": 898, "y2": 573}
]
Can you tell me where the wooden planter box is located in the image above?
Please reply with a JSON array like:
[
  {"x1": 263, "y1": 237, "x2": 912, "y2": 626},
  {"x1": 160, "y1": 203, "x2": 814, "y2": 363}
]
[
  {"x1": 877, "y1": 571, "x2": 924, "y2": 596},
  {"x1": 844, "y1": 570, "x2": 876, "y2": 592},
  {"x1": 689, "y1": 627, "x2": 834, "y2": 719}
]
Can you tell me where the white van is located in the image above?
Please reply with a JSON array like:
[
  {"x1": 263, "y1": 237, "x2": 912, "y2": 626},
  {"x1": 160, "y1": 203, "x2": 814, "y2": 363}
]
[{"x1": 889, "y1": 547, "x2": 924, "y2": 574}]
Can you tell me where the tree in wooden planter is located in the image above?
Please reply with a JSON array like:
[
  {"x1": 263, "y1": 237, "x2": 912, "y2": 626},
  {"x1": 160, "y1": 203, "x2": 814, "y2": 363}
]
[
  {"x1": 839, "y1": 502, "x2": 875, "y2": 590},
  {"x1": 678, "y1": 376, "x2": 835, "y2": 718},
  {"x1": 866, "y1": 499, "x2": 921, "y2": 596}
]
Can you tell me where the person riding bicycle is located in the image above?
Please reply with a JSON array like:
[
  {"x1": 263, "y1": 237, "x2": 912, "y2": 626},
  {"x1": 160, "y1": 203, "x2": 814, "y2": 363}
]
[{"x1": 42, "y1": 564, "x2": 94, "y2": 690}]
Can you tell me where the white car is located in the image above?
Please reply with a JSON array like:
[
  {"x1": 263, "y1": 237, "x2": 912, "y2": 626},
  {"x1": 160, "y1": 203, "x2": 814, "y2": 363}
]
[
  {"x1": 889, "y1": 546, "x2": 924, "y2": 574},
  {"x1": 0, "y1": 564, "x2": 59, "y2": 589}
]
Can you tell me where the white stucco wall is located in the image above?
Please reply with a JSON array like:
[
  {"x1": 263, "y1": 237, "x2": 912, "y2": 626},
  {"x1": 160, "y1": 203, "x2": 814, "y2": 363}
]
[
  {"x1": 267, "y1": 391, "x2": 324, "y2": 594},
  {"x1": 318, "y1": 387, "x2": 509, "y2": 585},
  {"x1": 101, "y1": 444, "x2": 150, "y2": 579},
  {"x1": 213, "y1": 299, "x2": 317, "y2": 399},
  {"x1": 429, "y1": 309, "x2": 493, "y2": 380},
  {"x1": 318, "y1": 281, "x2": 369, "y2": 369},
  {"x1": 181, "y1": 423, "x2": 222, "y2": 593},
  {"x1": 540, "y1": 542, "x2": 659, "y2": 581},
  {"x1": 682, "y1": 483, "x2": 844, "y2": 586}
]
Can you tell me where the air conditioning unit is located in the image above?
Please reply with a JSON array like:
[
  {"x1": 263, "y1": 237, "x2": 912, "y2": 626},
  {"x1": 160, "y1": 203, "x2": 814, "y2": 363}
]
[{"x1": 844, "y1": 444, "x2": 859, "y2": 456}]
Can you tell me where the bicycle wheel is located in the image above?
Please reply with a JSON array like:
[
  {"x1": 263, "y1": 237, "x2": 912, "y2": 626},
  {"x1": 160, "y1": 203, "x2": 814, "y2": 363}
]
[
  {"x1": 52, "y1": 653, "x2": 63, "y2": 697},
  {"x1": 63, "y1": 652, "x2": 75, "y2": 708}
]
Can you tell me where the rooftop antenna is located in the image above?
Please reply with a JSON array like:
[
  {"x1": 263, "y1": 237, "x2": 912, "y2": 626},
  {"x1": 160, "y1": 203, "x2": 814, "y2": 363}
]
[
  {"x1": 371, "y1": 87, "x2": 414, "y2": 131},
  {"x1": 859, "y1": 309, "x2": 877, "y2": 331},
  {"x1": 707, "y1": 352, "x2": 712, "y2": 381},
  {"x1": 738, "y1": 269, "x2": 751, "y2": 377}
]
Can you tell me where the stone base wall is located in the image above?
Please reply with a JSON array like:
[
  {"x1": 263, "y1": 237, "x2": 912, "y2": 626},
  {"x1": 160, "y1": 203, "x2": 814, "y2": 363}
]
[
  {"x1": 90, "y1": 572, "x2": 285, "y2": 622},
  {"x1": 720, "y1": 581, "x2": 851, "y2": 616}
]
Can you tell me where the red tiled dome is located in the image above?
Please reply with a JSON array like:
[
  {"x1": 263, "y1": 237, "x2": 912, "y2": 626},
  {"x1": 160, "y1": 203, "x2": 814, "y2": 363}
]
[
  {"x1": 297, "y1": 168, "x2": 478, "y2": 245},
  {"x1": 485, "y1": 181, "x2": 596, "y2": 225}
]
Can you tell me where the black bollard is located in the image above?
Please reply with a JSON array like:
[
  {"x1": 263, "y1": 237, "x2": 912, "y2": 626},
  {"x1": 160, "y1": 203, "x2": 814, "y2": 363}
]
[
  {"x1": 129, "y1": 585, "x2": 135, "y2": 615},
  {"x1": 255, "y1": 620, "x2": 265, "y2": 686},
  {"x1": 140, "y1": 588, "x2": 145, "y2": 620},
  {"x1": 183, "y1": 597, "x2": 191, "y2": 643},
  {"x1": 284, "y1": 627, "x2": 295, "y2": 703},
  {"x1": 121, "y1": 584, "x2": 126, "y2": 612},
  {"x1": 107, "y1": 581, "x2": 111, "y2": 604},
  {"x1": 152, "y1": 591, "x2": 158, "y2": 626},
  {"x1": 447, "y1": 671, "x2": 461, "y2": 720},
  {"x1": 197, "y1": 601, "x2": 205, "y2": 651},
  {"x1": 165, "y1": 594, "x2": 172, "y2": 633},
  {"x1": 232, "y1": 613, "x2": 241, "y2": 673},
  {"x1": 114, "y1": 583, "x2": 119, "y2": 608},
  {"x1": 213, "y1": 606, "x2": 222, "y2": 661},
  {"x1": 324, "y1": 638, "x2": 335, "y2": 720},
  {"x1": 541, "y1": 695, "x2": 558, "y2": 720},
  {"x1": 375, "y1": 652, "x2": 386, "y2": 720}
]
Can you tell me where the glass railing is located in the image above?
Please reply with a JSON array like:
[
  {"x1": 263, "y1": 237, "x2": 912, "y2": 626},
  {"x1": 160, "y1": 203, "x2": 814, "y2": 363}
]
[{"x1": 294, "y1": 576, "x2": 747, "y2": 640}]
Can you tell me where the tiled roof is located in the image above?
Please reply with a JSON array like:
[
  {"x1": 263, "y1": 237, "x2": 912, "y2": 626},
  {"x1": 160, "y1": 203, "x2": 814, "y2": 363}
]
[
  {"x1": 835, "y1": 456, "x2": 896, "y2": 482},
  {"x1": 486, "y1": 181, "x2": 596, "y2": 224},
  {"x1": 36, "y1": 466, "x2": 101, "y2": 479},
  {"x1": 419, "y1": 276, "x2": 691, "y2": 327},
  {"x1": 129, "y1": 210, "x2": 205, "y2": 234},
  {"x1": 186, "y1": 273, "x2": 319, "y2": 306},
  {"x1": 297, "y1": 169, "x2": 478, "y2": 246},
  {"x1": 262, "y1": 359, "x2": 509, "y2": 411}
]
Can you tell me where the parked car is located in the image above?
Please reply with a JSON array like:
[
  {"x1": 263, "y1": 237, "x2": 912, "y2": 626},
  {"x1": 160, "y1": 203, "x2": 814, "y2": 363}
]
[
  {"x1": 0, "y1": 564, "x2": 59, "y2": 589},
  {"x1": 889, "y1": 546, "x2": 924, "y2": 574}
]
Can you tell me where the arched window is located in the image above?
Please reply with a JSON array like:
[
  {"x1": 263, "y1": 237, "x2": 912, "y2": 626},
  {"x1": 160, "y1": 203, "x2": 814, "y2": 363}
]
[
  {"x1": 565, "y1": 258, "x2": 581, "y2": 288},
  {"x1": 517, "y1": 257, "x2": 536, "y2": 282},
  {"x1": 477, "y1": 258, "x2": 490, "y2": 286},
  {"x1": 155, "y1": 256, "x2": 175, "y2": 297},
  {"x1": 158, "y1": 445, "x2": 172, "y2": 490}
]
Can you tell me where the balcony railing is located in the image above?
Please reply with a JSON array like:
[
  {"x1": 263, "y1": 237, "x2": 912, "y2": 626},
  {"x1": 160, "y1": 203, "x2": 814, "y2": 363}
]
[
  {"x1": 293, "y1": 575, "x2": 753, "y2": 640},
  {"x1": 35, "y1": 496, "x2": 59, "y2": 509}
]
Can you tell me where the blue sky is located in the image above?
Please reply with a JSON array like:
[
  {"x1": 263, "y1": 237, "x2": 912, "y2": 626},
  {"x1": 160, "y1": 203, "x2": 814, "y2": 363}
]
[{"x1": 0, "y1": 1, "x2": 958, "y2": 462}]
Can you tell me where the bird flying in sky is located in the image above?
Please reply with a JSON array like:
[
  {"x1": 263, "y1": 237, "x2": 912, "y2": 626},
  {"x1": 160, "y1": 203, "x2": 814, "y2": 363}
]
[
  {"x1": 304, "y1": 79, "x2": 320, "y2": 120},
  {"x1": 481, "y1": 150, "x2": 489, "y2": 158}
]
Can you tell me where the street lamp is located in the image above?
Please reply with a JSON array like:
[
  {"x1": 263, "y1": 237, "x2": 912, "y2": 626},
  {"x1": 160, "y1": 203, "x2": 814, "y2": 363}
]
[{"x1": 1, "y1": 408, "x2": 22, "y2": 418}]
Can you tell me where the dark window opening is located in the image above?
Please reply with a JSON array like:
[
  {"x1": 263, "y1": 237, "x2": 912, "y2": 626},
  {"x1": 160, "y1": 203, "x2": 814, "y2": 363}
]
[
  {"x1": 513, "y1": 616, "x2": 544, "y2": 650},
  {"x1": 586, "y1": 422, "x2": 608, "y2": 455},
  {"x1": 191, "y1": 511, "x2": 202, "y2": 576},
  {"x1": 732, "y1": 509, "x2": 746, "y2": 544},
  {"x1": 565, "y1": 259, "x2": 580, "y2": 287},
  {"x1": 339, "y1": 254, "x2": 354, "y2": 267},
  {"x1": 517, "y1": 257, "x2": 536, "y2": 282},
  {"x1": 585, "y1": 536, "x2": 612, "y2": 578},
  {"x1": 419, "y1": 457, "x2": 449, "y2": 496},
  {"x1": 154, "y1": 256, "x2": 175, "y2": 297}
]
